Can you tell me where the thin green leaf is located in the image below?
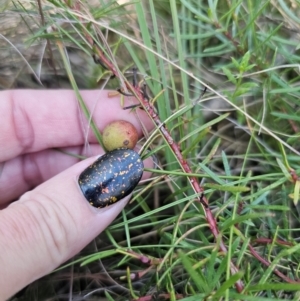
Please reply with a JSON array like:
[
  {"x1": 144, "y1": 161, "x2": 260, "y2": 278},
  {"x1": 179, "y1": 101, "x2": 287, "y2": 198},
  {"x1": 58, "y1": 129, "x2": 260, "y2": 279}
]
[
  {"x1": 214, "y1": 271, "x2": 244, "y2": 297},
  {"x1": 222, "y1": 213, "x2": 273, "y2": 231},
  {"x1": 179, "y1": 251, "x2": 210, "y2": 294},
  {"x1": 204, "y1": 183, "x2": 250, "y2": 193},
  {"x1": 222, "y1": 66, "x2": 237, "y2": 84}
]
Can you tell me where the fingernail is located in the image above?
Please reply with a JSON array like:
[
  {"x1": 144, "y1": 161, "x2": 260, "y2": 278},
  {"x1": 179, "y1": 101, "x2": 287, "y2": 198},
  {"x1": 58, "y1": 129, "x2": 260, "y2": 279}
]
[{"x1": 78, "y1": 148, "x2": 144, "y2": 208}]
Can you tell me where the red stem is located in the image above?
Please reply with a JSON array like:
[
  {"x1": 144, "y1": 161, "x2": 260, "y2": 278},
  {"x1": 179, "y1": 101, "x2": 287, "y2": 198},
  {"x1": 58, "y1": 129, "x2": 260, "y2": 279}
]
[{"x1": 91, "y1": 47, "x2": 244, "y2": 292}]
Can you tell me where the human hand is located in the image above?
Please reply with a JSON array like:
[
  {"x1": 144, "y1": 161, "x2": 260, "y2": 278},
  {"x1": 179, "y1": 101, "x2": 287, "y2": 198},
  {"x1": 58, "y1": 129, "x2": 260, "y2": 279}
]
[{"x1": 0, "y1": 90, "x2": 154, "y2": 300}]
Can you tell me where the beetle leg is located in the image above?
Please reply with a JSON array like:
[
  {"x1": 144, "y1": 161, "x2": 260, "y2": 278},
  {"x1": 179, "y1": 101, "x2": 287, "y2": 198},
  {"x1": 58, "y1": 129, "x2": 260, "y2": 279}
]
[
  {"x1": 123, "y1": 103, "x2": 141, "y2": 110},
  {"x1": 117, "y1": 88, "x2": 134, "y2": 97},
  {"x1": 92, "y1": 54, "x2": 108, "y2": 69},
  {"x1": 132, "y1": 67, "x2": 138, "y2": 87},
  {"x1": 141, "y1": 81, "x2": 150, "y2": 100},
  {"x1": 193, "y1": 86, "x2": 208, "y2": 105}
]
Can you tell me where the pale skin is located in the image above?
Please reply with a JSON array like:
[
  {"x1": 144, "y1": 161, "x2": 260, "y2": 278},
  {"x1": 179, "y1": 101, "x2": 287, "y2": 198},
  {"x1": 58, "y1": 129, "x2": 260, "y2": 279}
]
[{"x1": 0, "y1": 90, "x2": 154, "y2": 300}]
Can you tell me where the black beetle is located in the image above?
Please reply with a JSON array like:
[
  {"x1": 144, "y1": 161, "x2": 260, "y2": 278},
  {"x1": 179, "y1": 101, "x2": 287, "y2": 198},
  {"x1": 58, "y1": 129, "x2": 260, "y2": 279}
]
[{"x1": 78, "y1": 148, "x2": 144, "y2": 208}]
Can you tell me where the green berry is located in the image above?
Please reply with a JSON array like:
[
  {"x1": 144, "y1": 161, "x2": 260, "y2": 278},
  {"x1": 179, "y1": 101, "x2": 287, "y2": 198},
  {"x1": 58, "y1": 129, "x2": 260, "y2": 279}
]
[{"x1": 102, "y1": 120, "x2": 138, "y2": 151}]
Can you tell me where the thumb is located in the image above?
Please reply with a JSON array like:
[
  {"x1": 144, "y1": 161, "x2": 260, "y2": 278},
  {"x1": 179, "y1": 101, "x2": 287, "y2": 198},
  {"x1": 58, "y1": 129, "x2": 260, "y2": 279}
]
[{"x1": 0, "y1": 150, "x2": 150, "y2": 300}]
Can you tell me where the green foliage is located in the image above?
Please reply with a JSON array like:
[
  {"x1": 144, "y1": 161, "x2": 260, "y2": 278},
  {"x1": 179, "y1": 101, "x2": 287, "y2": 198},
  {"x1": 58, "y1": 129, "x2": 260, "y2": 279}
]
[{"x1": 2, "y1": 0, "x2": 300, "y2": 300}]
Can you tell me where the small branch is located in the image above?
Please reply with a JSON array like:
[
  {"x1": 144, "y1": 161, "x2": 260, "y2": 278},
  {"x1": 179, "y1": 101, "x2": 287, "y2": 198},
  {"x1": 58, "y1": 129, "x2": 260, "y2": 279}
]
[
  {"x1": 253, "y1": 238, "x2": 294, "y2": 247},
  {"x1": 92, "y1": 46, "x2": 244, "y2": 292},
  {"x1": 66, "y1": 1, "x2": 299, "y2": 292}
]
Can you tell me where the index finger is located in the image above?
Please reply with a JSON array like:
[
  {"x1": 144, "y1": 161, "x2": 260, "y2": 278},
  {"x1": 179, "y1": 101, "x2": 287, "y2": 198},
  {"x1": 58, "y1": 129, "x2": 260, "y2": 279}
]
[{"x1": 0, "y1": 90, "x2": 153, "y2": 162}]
